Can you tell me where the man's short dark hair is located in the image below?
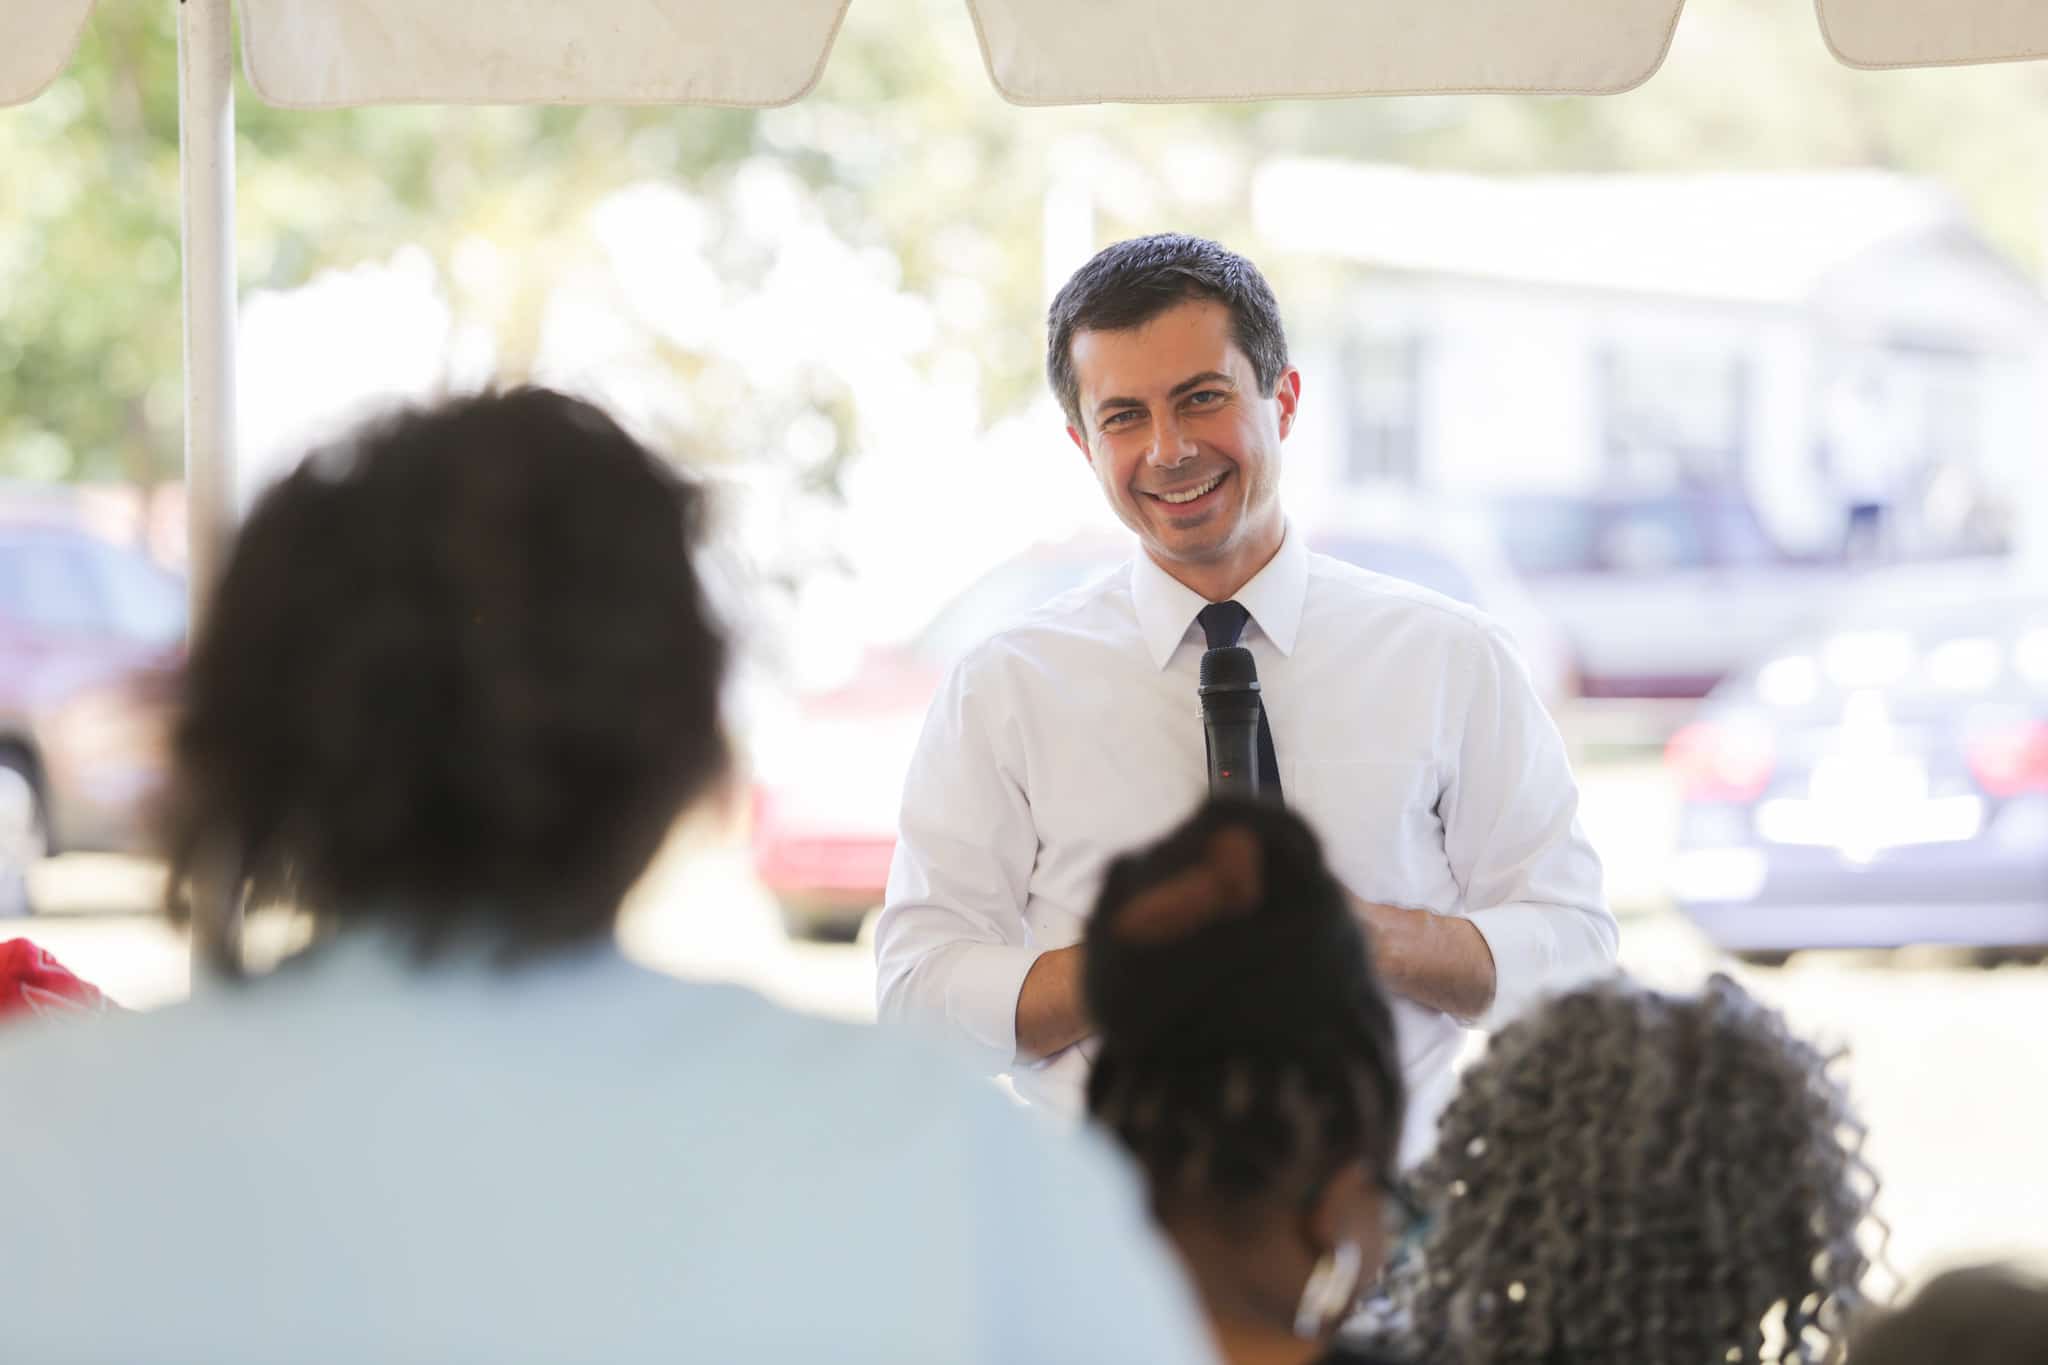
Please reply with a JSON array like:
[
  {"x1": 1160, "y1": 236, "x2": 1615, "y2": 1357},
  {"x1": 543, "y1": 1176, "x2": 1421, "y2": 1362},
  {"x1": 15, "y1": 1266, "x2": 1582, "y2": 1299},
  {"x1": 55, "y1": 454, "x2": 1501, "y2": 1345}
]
[
  {"x1": 1045, "y1": 234, "x2": 1290, "y2": 433},
  {"x1": 163, "y1": 387, "x2": 729, "y2": 963}
]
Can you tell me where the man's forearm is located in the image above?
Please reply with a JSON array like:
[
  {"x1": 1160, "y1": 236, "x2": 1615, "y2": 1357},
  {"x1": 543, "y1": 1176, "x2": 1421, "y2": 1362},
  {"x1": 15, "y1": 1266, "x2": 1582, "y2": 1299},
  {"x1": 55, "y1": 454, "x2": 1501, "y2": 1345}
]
[
  {"x1": 1015, "y1": 944, "x2": 1091, "y2": 1061},
  {"x1": 1351, "y1": 895, "x2": 1497, "y2": 1022}
]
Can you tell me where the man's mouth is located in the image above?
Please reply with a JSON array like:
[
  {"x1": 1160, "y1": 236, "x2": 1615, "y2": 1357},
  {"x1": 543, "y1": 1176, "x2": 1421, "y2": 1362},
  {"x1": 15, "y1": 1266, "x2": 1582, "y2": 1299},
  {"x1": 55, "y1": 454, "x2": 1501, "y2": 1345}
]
[{"x1": 1149, "y1": 471, "x2": 1227, "y2": 509}]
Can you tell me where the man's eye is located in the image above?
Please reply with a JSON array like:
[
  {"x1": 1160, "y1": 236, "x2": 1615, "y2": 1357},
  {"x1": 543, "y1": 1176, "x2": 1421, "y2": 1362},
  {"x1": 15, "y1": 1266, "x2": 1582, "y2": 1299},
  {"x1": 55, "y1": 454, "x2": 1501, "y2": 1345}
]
[
  {"x1": 1102, "y1": 410, "x2": 1142, "y2": 428},
  {"x1": 1185, "y1": 390, "x2": 1225, "y2": 407}
]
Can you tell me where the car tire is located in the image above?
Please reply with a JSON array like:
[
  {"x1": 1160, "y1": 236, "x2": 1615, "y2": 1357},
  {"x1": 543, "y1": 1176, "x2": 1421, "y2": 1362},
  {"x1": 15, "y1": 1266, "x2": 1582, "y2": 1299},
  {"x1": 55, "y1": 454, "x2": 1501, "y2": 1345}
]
[
  {"x1": 1969, "y1": 946, "x2": 2048, "y2": 970},
  {"x1": 0, "y1": 751, "x2": 48, "y2": 918},
  {"x1": 776, "y1": 897, "x2": 871, "y2": 945}
]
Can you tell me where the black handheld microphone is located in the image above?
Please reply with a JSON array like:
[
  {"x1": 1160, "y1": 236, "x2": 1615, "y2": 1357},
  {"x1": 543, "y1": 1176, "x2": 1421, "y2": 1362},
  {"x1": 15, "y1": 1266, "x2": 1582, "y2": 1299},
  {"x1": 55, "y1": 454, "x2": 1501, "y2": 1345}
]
[{"x1": 1199, "y1": 645, "x2": 1263, "y2": 800}]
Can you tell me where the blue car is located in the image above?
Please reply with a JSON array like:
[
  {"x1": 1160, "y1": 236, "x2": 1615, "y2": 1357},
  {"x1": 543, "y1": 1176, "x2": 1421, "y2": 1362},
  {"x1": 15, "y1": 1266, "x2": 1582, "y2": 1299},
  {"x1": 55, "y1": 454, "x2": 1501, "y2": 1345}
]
[{"x1": 1665, "y1": 579, "x2": 2048, "y2": 961}]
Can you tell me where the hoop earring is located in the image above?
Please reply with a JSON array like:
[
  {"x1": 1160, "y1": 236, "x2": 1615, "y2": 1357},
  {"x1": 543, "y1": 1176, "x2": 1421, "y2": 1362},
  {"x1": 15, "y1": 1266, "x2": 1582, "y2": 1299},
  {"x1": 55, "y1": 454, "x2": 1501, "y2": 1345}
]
[{"x1": 1293, "y1": 1239, "x2": 1364, "y2": 1340}]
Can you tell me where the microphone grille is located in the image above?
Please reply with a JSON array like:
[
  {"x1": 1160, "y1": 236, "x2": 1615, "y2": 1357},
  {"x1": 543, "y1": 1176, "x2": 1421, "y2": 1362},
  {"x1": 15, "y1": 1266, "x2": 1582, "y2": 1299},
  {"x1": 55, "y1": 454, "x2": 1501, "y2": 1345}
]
[{"x1": 1199, "y1": 644, "x2": 1259, "y2": 690}]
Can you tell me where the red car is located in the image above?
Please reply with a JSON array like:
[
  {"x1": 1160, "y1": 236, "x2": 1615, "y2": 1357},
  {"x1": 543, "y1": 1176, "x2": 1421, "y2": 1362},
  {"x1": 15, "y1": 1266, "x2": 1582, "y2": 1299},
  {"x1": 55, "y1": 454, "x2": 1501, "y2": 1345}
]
[{"x1": 0, "y1": 502, "x2": 185, "y2": 905}]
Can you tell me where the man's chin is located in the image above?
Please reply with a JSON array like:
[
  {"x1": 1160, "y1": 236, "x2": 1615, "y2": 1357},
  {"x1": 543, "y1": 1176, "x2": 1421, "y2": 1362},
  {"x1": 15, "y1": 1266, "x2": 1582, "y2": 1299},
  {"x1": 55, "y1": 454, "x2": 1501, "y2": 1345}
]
[{"x1": 1141, "y1": 529, "x2": 1232, "y2": 567}]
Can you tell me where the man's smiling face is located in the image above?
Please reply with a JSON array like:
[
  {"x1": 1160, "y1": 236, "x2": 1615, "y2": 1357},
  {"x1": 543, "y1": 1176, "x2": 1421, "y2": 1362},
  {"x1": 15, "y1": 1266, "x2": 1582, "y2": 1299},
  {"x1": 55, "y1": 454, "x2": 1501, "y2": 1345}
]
[{"x1": 1066, "y1": 296, "x2": 1296, "y2": 598}]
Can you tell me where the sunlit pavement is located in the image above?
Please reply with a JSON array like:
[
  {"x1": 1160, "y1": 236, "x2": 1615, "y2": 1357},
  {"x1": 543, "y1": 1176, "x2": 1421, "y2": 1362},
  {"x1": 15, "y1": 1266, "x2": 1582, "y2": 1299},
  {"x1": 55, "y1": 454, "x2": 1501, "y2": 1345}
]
[{"x1": 9, "y1": 760, "x2": 2044, "y2": 1289}]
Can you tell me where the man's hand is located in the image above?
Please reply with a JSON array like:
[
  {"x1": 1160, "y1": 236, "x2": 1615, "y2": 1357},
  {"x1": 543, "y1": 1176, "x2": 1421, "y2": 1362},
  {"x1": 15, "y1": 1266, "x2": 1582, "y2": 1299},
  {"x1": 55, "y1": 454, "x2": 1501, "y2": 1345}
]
[
  {"x1": 1346, "y1": 893, "x2": 1498, "y2": 1023},
  {"x1": 1015, "y1": 944, "x2": 1092, "y2": 1062}
]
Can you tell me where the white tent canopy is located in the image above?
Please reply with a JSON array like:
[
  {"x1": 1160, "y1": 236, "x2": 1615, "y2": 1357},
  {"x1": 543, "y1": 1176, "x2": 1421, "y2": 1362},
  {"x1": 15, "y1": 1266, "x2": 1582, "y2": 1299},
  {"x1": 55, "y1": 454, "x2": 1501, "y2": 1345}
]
[
  {"x1": 0, "y1": 0, "x2": 96, "y2": 107},
  {"x1": 968, "y1": 0, "x2": 1685, "y2": 103},
  {"x1": 239, "y1": 0, "x2": 853, "y2": 109},
  {"x1": 1818, "y1": 0, "x2": 2048, "y2": 71},
  {"x1": 9, "y1": 0, "x2": 2048, "y2": 111}
]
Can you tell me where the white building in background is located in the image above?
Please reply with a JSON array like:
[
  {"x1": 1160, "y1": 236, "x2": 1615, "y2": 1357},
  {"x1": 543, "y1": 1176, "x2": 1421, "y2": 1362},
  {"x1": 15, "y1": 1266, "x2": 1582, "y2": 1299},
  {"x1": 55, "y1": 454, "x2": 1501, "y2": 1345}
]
[{"x1": 1255, "y1": 162, "x2": 2048, "y2": 563}]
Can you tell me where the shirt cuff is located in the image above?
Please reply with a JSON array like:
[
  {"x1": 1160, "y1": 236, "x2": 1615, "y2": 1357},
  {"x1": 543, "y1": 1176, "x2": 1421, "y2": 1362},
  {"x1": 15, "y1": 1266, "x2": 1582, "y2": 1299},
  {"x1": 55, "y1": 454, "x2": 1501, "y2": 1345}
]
[
  {"x1": 1464, "y1": 903, "x2": 1610, "y2": 1034},
  {"x1": 939, "y1": 941, "x2": 1042, "y2": 1071}
]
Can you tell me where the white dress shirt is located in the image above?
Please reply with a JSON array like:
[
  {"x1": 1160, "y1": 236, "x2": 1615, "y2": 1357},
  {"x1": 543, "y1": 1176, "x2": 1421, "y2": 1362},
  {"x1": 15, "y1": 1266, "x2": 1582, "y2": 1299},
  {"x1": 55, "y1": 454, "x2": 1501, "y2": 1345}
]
[
  {"x1": 0, "y1": 931, "x2": 1215, "y2": 1363},
  {"x1": 876, "y1": 524, "x2": 1617, "y2": 1163}
]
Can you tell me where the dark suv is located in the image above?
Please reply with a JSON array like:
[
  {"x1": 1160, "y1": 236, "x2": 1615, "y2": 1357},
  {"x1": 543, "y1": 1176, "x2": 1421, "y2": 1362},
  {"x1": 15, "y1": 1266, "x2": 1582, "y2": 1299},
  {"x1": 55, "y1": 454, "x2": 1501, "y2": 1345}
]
[{"x1": 0, "y1": 505, "x2": 185, "y2": 888}]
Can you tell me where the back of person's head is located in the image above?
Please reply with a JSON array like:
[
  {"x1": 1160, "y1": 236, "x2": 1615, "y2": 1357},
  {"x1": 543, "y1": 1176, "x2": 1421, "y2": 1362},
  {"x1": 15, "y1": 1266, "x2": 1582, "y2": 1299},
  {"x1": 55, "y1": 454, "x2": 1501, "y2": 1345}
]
[
  {"x1": 1850, "y1": 1264, "x2": 2048, "y2": 1365},
  {"x1": 1084, "y1": 798, "x2": 1405, "y2": 1346},
  {"x1": 1404, "y1": 973, "x2": 1876, "y2": 1365},
  {"x1": 1046, "y1": 233, "x2": 1289, "y2": 431},
  {"x1": 163, "y1": 387, "x2": 728, "y2": 964}
]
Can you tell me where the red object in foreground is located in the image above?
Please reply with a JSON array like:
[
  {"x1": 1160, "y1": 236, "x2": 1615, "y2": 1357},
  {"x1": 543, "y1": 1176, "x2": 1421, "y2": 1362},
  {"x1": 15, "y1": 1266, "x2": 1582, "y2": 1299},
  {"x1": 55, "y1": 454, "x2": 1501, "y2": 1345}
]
[{"x1": 0, "y1": 938, "x2": 112, "y2": 1022}]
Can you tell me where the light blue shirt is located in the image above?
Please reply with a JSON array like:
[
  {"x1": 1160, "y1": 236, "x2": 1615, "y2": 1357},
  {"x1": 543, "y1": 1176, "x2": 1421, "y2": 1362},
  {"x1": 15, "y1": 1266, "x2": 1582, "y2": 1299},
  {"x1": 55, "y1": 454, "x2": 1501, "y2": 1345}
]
[{"x1": 0, "y1": 932, "x2": 1215, "y2": 1363}]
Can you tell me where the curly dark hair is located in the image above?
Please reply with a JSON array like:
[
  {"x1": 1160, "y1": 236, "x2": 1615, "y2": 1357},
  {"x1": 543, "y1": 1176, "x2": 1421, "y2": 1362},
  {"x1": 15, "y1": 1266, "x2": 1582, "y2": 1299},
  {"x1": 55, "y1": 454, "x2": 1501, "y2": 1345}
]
[
  {"x1": 1046, "y1": 233, "x2": 1290, "y2": 433},
  {"x1": 1083, "y1": 799, "x2": 1404, "y2": 1219},
  {"x1": 1399, "y1": 974, "x2": 1880, "y2": 1365},
  {"x1": 162, "y1": 387, "x2": 729, "y2": 965}
]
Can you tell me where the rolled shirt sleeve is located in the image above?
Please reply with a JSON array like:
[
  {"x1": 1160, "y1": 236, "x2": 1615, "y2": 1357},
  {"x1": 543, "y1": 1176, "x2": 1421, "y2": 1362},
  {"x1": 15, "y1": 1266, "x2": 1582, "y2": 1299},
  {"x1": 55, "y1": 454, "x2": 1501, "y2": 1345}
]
[
  {"x1": 873, "y1": 648, "x2": 1042, "y2": 1071},
  {"x1": 1444, "y1": 623, "x2": 1620, "y2": 1032}
]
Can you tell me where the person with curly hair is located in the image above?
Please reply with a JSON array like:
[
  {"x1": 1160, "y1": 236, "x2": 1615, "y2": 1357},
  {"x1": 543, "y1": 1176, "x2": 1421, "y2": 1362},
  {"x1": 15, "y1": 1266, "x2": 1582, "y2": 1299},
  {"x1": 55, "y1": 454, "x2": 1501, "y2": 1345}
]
[
  {"x1": 1398, "y1": 974, "x2": 1880, "y2": 1365},
  {"x1": 0, "y1": 388, "x2": 1216, "y2": 1364},
  {"x1": 1084, "y1": 797, "x2": 1418, "y2": 1365}
]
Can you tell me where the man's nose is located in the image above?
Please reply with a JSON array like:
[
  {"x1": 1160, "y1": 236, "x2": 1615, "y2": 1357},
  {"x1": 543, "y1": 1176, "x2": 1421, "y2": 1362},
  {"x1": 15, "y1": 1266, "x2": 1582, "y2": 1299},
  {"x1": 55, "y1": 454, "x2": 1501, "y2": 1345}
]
[{"x1": 1147, "y1": 413, "x2": 1198, "y2": 467}]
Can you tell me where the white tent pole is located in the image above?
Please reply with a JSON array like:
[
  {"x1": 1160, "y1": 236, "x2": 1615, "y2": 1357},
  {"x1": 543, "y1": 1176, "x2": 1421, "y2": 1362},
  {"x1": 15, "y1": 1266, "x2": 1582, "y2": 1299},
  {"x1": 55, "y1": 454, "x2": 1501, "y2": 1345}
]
[
  {"x1": 178, "y1": 0, "x2": 241, "y2": 974},
  {"x1": 179, "y1": 0, "x2": 239, "y2": 598}
]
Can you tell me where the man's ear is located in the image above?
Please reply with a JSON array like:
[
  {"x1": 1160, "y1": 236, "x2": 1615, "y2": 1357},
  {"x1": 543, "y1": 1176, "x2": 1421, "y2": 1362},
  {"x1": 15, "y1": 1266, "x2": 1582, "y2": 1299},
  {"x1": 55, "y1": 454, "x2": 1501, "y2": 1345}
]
[
  {"x1": 1068, "y1": 423, "x2": 1094, "y2": 468},
  {"x1": 1274, "y1": 368, "x2": 1302, "y2": 440}
]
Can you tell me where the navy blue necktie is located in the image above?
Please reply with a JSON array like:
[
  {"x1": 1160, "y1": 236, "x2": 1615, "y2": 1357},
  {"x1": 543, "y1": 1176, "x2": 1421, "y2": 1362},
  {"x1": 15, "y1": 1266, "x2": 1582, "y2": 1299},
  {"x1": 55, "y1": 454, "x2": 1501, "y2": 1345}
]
[{"x1": 1197, "y1": 601, "x2": 1283, "y2": 802}]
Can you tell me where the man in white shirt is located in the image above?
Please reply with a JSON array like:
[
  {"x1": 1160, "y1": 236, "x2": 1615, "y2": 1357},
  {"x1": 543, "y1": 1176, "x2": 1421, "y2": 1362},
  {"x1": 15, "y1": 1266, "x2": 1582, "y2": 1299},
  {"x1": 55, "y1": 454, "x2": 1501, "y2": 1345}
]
[{"x1": 874, "y1": 235, "x2": 1618, "y2": 1162}]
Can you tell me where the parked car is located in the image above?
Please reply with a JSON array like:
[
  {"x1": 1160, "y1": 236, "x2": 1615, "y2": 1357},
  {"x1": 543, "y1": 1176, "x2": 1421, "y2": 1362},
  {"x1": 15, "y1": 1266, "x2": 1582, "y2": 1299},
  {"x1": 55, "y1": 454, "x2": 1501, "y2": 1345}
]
[
  {"x1": 0, "y1": 503, "x2": 185, "y2": 902},
  {"x1": 1487, "y1": 489, "x2": 1852, "y2": 699},
  {"x1": 750, "y1": 517, "x2": 1570, "y2": 938},
  {"x1": 1665, "y1": 579, "x2": 2048, "y2": 961}
]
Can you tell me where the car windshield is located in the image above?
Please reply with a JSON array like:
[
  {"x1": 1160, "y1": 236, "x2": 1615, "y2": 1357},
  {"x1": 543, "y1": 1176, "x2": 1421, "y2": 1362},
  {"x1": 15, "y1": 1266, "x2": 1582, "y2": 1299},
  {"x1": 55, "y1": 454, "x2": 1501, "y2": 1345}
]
[
  {"x1": 1706, "y1": 496, "x2": 1787, "y2": 567},
  {"x1": 0, "y1": 534, "x2": 106, "y2": 635},
  {"x1": 93, "y1": 542, "x2": 187, "y2": 647},
  {"x1": 1730, "y1": 591, "x2": 2048, "y2": 705},
  {"x1": 1491, "y1": 492, "x2": 1787, "y2": 574},
  {"x1": 912, "y1": 555, "x2": 1118, "y2": 667},
  {"x1": 1316, "y1": 536, "x2": 1478, "y2": 604},
  {"x1": 1596, "y1": 497, "x2": 1714, "y2": 571},
  {"x1": 1488, "y1": 496, "x2": 1599, "y2": 576}
]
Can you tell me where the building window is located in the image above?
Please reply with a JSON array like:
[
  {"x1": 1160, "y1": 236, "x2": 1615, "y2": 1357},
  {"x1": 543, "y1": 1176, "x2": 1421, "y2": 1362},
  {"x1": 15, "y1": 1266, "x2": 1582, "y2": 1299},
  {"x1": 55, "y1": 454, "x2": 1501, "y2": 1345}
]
[
  {"x1": 1343, "y1": 333, "x2": 1423, "y2": 485},
  {"x1": 1598, "y1": 345, "x2": 1749, "y2": 489},
  {"x1": 1819, "y1": 339, "x2": 2001, "y2": 559}
]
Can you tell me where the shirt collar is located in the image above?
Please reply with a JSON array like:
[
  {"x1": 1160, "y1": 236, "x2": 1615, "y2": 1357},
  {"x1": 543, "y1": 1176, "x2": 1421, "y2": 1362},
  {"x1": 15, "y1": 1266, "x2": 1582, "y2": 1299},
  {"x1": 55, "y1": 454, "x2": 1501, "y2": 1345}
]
[{"x1": 1129, "y1": 522, "x2": 1306, "y2": 670}]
